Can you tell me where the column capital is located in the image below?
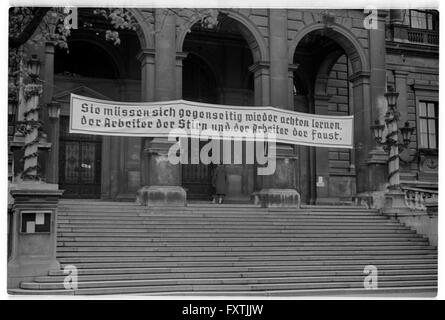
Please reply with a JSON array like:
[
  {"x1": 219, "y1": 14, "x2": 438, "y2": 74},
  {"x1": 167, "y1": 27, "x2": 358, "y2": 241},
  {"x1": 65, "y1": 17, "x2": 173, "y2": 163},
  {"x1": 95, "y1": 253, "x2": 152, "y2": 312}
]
[
  {"x1": 349, "y1": 71, "x2": 371, "y2": 83},
  {"x1": 176, "y1": 52, "x2": 188, "y2": 67},
  {"x1": 136, "y1": 49, "x2": 156, "y2": 64},
  {"x1": 248, "y1": 61, "x2": 270, "y2": 74},
  {"x1": 288, "y1": 63, "x2": 300, "y2": 72},
  {"x1": 393, "y1": 70, "x2": 409, "y2": 78},
  {"x1": 176, "y1": 52, "x2": 188, "y2": 60},
  {"x1": 44, "y1": 41, "x2": 56, "y2": 53}
]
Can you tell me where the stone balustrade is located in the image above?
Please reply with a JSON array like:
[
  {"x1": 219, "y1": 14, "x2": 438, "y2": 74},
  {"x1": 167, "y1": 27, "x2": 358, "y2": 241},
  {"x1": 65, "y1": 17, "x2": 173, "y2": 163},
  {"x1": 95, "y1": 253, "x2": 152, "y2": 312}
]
[{"x1": 402, "y1": 186, "x2": 438, "y2": 212}]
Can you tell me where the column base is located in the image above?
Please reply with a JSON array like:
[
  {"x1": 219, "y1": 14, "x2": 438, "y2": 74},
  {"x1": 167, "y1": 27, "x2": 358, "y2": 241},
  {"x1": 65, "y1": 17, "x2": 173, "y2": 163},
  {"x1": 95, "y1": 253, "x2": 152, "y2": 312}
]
[
  {"x1": 382, "y1": 189, "x2": 412, "y2": 216},
  {"x1": 8, "y1": 183, "x2": 63, "y2": 289},
  {"x1": 136, "y1": 185, "x2": 187, "y2": 207},
  {"x1": 258, "y1": 188, "x2": 301, "y2": 208},
  {"x1": 8, "y1": 258, "x2": 60, "y2": 289}
]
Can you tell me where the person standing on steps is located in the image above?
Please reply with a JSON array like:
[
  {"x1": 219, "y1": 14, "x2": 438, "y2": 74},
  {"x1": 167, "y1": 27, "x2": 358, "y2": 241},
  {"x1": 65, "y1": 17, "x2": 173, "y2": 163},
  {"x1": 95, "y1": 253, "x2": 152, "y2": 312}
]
[{"x1": 212, "y1": 164, "x2": 227, "y2": 204}]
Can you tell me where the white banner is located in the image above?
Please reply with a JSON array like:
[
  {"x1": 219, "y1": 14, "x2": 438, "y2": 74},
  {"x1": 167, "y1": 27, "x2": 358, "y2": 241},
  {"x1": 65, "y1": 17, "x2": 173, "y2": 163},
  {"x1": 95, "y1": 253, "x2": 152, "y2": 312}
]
[{"x1": 70, "y1": 94, "x2": 354, "y2": 149}]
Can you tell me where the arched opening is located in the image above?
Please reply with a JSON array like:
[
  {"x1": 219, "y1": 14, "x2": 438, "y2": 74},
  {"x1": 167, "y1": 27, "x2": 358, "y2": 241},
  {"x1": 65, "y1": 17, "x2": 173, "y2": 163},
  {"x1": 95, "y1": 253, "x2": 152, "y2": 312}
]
[
  {"x1": 53, "y1": 8, "x2": 142, "y2": 199},
  {"x1": 182, "y1": 53, "x2": 218, "y2": 103},
  {"x1": 292, "y1": 28, "x2": 364, "y2": 204},
  {"x1": 181, "y1": 13, "x2": 257, "y2": 202}
]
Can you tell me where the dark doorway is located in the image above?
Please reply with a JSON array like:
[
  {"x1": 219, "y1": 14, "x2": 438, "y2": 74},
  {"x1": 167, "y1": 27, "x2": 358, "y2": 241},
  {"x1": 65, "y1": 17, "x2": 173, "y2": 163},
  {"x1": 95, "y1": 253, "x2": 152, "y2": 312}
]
[
  {"x1": 181, "y1": 53, "x2": 218, "y2": 201},
  {"x1": 59, "y1": 116, "x2": 102, "y2": 198}
]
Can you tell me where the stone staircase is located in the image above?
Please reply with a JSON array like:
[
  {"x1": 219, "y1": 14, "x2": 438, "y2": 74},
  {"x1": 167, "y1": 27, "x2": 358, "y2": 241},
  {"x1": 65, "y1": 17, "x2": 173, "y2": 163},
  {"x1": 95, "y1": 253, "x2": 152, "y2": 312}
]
[{"x1": 10, "y1": 200, "x2": 437, "y2": 296}]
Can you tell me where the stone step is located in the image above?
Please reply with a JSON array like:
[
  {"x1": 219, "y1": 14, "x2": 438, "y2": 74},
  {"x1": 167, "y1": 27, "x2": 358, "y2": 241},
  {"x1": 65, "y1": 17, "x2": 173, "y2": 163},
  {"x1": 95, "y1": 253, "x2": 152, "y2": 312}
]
[
  {"x1": 59, "y1": 257, "x2": 437, "y2": 269},
  {"x1": 56, "y1": 230, "x2": 419, "y2": 237},
  {"x1": 57, "y1": 235, "x2": 425, "y2": 243},
  {"x1": 57, "y1": 217, "x2": 391, "y2": 224},
  {"x1": 57, "y1": 253, "x2": 437, "y2": 264},
  {"x1": 59, "y1": 205, "x2": 377, "y2": 212},
  {"x1": 20, "y1": 278, "x2": 438, "y2": 292},
  {"x1": 9, "y1": 286, "x2": 437, "y2": 296},
  {"x1": 56, "y1": 250, "x2": 436, "y2": 259},
  {"x1": 56, "y1": 245, "x2": 432, "y2": 253},
  {"x1": 140, "y1": 286, "x2": 437, "y2": 297},
  {"x1": 56, "y1": 239, "x2": 430, "y2": 247},
  {"x1": 35, "y1": 268, "x2": 438, "y2": 283},
  {"x1": 58, "y1": 210, "x2": 388, "y2": 221},
  {"x1": 58, "y1": 234, "x2": 428, "y2": 241},
  {"x1": 57, "y1": 227, "x2": 412, "y2": 234},
  {"x1": 57, "y1": 223, "x2": 408, "y2": 230},
  {"x1": 14, "y1": 200, "x2": 437, "y2": 296},
  {"x1": 47, "y1": 263, "x2": 437, "y2": 276},
  {"x1": 57, "y1": 218, "x2": 397, "y2": 225}
]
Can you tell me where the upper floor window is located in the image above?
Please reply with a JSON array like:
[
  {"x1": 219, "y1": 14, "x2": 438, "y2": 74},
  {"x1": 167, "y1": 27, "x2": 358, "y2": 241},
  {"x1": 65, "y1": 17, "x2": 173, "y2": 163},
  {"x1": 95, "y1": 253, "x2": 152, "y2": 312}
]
[
  {"x1": 409, "y1": 10, "x2": 439, "y2": 31},
  {"x1": 418, "y1": 101, "x2": 438, "y2": 150}
]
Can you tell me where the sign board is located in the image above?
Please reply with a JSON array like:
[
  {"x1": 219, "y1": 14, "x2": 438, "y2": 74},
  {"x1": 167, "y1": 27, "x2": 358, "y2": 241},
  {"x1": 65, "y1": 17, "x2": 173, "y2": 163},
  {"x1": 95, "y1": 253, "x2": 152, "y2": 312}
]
[{"x1": 70, "y1": 94, "x2": 354, "y2": 149}]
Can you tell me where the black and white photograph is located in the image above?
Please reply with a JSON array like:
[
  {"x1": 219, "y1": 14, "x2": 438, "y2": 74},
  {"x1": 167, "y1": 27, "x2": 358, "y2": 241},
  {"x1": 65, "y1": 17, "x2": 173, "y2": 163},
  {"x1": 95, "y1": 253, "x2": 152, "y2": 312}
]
[{"x1": 2, "y1": 1, "x2": 442, "y2": 302}]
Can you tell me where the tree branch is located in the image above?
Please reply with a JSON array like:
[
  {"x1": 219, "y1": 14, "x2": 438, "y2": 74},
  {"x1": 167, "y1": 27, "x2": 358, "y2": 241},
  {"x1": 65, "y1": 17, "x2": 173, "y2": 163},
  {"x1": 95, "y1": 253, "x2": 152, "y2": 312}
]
[{"x1": 9, "y1": 7, "x2": 51, "y2": 49}]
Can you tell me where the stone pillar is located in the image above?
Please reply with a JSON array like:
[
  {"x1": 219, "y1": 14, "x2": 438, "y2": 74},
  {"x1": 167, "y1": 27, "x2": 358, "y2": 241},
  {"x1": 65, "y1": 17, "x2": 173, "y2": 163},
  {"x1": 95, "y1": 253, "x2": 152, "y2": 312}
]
[
  {"x1": 137, "y1": 49, "x2": 155, "y2": 186},
  {"x1": 258, "y1": 144, "x2": 300, "y2": 208},
  {"x1": 137, "y1": 9, "x2": 186, "y2": 207},
  {"x1": 269, "y1": 9, "x2": 289, "y2": 109},
  {"x1": 394, "y1": 70, "x2": 409, "y2": 123},
  {"x1": 313, "y1": 94, "x2": 332, "y2": 203},
  {"x1": 42, "y1": 41, "x2": 58, "y2": 183},
  {"x1": 8, "y1": 185, "x2": 63, "y2": 289},
  {"x1": 176, "y1": 52, "x2": 188, "y2": 99},
  {"x1": 350, "y1": 71, "x2": 387, "y2": 193},
  {"x1": 287, "y1": 64, "x2": 299, "y2": 110},
  {"x1": 369, "y1": 10, "x2": 388, "y2": 124},
  {"x1": 137, "y1": 49, "x2": 155, "y2": 102},
  {"x1": 248, "y1": 62, "x2": 270, "y2": 106},
  {"x1": 360, "y1": 10, "x2": 390, "y2": 194},
  {"x1": 46, "y1": 102, "x2": 60, "y2": 184},
  {"x1": 257, "y1": 10, "x2": 300, "y2": 207}
]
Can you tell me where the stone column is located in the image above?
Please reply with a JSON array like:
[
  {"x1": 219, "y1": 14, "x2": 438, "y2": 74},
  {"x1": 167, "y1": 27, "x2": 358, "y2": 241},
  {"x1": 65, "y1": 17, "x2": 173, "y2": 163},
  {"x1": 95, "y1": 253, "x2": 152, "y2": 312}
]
[
  {"x1": 137, "y1": 49, "x2": 156, "y2": 102},
  {"x1": 46, "y1": 102, "x2": 60, "y2": 185},
  {"x1": 350, "y1": 71, "x2": 387, "y2": 193},
  {"x1": 362, "y1": 10, "x2": 389, "y2": 193},
  {"x1": 269, "y1": 9, "x2": 289, "y2": 109},
  {"x1": 369, "y1": 10, "x2": 388, "y2": 124},
  {"x1": 394, "y1": 70, "x2": 409, "y2": 123},
  {"x1": 248, "y1": 62, "x2": 270, "y2": 106},
  {"x1": 137, "y1": 49, "x2": 155, "y2": 186},
  {"x1": 287, "y1": 64, "x2": 299, "y2": 110},
  {"x1": 42, "y1": 41, "x2": 58, "y2": 184},
  {"x1": 313, "y1": 94, "x2": 332, "y2": 203},
  {"x1": 176, "y1": 52, "x2": 188, "y2": 100},
  {"x1": 257, "y1": 9, "x2": 300, "y2": 207},
  {"x1": 137, "y1": 9, "x2": 186, "y2": 207}
]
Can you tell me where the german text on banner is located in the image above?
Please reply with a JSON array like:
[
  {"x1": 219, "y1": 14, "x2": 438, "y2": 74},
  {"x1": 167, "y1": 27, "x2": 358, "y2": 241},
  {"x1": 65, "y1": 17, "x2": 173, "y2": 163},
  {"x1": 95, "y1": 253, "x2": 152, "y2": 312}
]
[{"x1": 70, "y1": 94, "x2": 354, "y2": 149}]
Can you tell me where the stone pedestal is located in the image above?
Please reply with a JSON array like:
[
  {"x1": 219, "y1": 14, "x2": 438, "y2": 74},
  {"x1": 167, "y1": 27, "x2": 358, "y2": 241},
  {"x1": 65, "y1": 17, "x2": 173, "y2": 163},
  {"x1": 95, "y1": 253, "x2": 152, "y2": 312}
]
[
  {"x1": 137, "y1": 137, "x2": 186, "y2": 207},
  {"x1": 258, "y1": 144, "x2": 300, "y2": 208},
  {"x1": 137, "y1": 185, "x2": 186, "y2": 207},
  {"x1": 7, "y1": 182, "x2": 63, "y2": 289},
  {"x1": 382, "y1": 189, "x2": 412, "y2": 216},
  {"x1": 258, "y1": 188, "x2": 300, "y2": 208},
  {"x1": 366, "y1": 147, "x2": 388, "y2": 191},
  {"x1": 224, "y1": 164, "x2": 254, "y2": 204}
]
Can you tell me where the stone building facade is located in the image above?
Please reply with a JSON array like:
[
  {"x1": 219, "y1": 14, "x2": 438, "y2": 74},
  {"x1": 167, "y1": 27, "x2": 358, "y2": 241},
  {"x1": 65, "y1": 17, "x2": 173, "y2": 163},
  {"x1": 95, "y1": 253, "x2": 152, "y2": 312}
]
[{"x1": 9, "y1": 8, "x2": 439, "y2": 205}]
